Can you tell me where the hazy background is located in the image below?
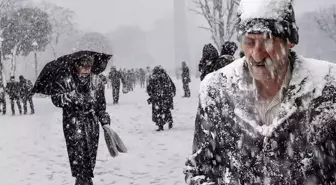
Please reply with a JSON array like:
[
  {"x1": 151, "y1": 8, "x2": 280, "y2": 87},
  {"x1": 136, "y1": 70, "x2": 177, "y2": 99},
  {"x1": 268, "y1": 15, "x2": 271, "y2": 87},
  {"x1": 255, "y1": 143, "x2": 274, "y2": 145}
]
[{"x1": 7, "y1": 0, "x2": 336, "y2": 80}]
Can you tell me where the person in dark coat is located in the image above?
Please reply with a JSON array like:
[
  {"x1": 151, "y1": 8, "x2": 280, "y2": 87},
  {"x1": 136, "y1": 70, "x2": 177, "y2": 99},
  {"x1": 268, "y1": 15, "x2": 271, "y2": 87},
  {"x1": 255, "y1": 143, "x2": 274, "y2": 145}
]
[
  {"x1": 108, "y1": 66, "x2": 122, "y2": 104},
  {"x1": 198, "y1": 42, "x2": 237, "y2": 81},
  {"x1": 51, "y1": 56, "x2": 111, "y2": 185},
  {"x1": 0, "y1": 83, "x2": 5, "y2": 115},
  {"x1": 147, "y1": 66, "x2": 176, "y2": 131},
  {"x1": 215, "y1": 41, "x2": 237, "y2": 69},
  {"x1": 198, "y1": 43, "x2": 219, "y2": 81},
  {"x1": 19, "y1": 75, "x2": 35, "y2": 114},
  {"x1": 194, "y1": 42, "x2": 237, "y2": 152},
  {"x1": 184, "y1": 1, "x2": 336, "y2": 184},
  {"x1": 98, "y1": 73, "x2": 107, "y2": 101},
  {"x1": 6, "y1": 76, "x2": 22, "y2": 115},
  {"x1": 181, "y1": 61, "x2": 191, "y2": 97}
]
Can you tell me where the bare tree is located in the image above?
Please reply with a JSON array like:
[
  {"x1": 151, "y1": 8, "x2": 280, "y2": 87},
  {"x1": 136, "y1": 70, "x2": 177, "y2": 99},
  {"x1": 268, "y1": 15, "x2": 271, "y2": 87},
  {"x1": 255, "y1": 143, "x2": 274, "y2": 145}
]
[
  {"x1": 315, "y1": 5, "x2": 336, "y2": 43},
  {"x1": 192, "y1": 0, "x2": 240, "y2": 50},
  {"x1": 41, "y1": 1, "x2": 75, "y2": 58}
]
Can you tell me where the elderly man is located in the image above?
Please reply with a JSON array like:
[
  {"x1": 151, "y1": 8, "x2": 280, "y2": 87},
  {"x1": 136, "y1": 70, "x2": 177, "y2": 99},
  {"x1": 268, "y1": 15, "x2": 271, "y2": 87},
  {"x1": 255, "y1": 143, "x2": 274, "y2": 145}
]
[{"x1": 185, "y1": 0, "x2": 336, "y2": 184}]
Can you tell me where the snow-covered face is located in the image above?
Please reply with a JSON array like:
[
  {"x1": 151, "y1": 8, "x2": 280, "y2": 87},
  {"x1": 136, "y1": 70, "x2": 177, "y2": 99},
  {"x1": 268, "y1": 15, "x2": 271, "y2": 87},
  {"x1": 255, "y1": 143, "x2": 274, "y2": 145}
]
[{"x1": 241, "y1": 34, "x2": 293, "y2": 82}]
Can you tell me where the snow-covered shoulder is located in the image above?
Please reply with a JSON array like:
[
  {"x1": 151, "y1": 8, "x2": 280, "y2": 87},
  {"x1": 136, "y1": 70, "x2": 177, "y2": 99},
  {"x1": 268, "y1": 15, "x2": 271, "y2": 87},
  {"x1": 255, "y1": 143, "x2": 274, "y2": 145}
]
[
  {"x1": 297, "y1": 55, "x2": 336, "y2": 96},
  {"x1": 199, "y1": 58, "x2": 245, "y2": 108}
]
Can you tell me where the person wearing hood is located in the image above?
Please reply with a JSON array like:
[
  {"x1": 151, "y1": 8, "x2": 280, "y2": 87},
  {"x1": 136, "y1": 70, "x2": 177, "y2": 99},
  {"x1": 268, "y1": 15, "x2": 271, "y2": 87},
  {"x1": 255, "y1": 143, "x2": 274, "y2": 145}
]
[
  {"x1": 19, "y1": 75, "x2": 34, "y2": 114},
  {"x1": 199, "y1": 42, "x2": 237, "y2": 81},
  {"x1": 185, "y1": 0, "x2": 336, "y2": 184},
  {"x1": 198, "y1": 43, "x2": 219, "y2": 81},
  {"x1": 147, "y1": 66, "x2": 176, "y2": 131},
  {"x1": 218, "y1": 41, "x2": 237, "y2": 66},
  {"x1": 51, "y1": 56, "x2": 111, "y2": 185}
]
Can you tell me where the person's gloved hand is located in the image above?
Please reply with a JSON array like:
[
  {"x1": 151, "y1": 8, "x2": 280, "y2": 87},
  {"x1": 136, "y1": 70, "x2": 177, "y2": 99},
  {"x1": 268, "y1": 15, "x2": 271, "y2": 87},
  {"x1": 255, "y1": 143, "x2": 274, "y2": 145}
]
[{"x1": 99, "y1": 112, "x2": 110, "y2": 126}]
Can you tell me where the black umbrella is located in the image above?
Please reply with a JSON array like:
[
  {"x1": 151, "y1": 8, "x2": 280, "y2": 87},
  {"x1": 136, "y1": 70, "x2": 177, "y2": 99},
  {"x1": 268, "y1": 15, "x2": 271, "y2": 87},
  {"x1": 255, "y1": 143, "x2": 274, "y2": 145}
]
[{"x1": 31, "y1": 50, "x2": 112, "y2": 95}]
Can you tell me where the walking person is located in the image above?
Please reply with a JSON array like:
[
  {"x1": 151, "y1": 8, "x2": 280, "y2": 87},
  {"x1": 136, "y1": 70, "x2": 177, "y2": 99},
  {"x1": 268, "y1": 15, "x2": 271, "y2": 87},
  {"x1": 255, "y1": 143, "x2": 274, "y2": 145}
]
[
  {"x1": 19, "y1": 75, "x2": 35, "y2": 114},
  {"x1": 147, "y1": 66, "x2": 176, "y2": 131},
  {"x1": 181, "y1": 61, "x2": 191, "y2": 97},
  {"x1": 108, "y1": 66, "x2": 122, "y2": 104}
]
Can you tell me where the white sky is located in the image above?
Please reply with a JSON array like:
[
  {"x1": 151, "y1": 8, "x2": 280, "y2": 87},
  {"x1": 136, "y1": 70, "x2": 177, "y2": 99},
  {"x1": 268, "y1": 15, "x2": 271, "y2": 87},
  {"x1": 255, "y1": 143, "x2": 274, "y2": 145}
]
[{"x1": 33, "y1": 0, "x2": 336, "y2": 33}]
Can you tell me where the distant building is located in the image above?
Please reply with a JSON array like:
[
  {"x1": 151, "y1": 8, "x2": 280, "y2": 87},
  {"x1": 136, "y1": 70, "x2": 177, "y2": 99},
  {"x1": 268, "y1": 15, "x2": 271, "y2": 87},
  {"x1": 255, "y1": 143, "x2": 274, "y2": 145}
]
[{"x1": 174, "y1": 0, "x2": 190, "y2": 70}]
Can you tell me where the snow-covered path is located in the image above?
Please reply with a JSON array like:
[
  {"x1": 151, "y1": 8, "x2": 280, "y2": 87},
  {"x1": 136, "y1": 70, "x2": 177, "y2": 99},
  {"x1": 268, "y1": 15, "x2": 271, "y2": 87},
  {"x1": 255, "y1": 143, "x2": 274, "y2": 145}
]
[{"x1": 0, "y1": 79, "x2": 199, "y2": 185}]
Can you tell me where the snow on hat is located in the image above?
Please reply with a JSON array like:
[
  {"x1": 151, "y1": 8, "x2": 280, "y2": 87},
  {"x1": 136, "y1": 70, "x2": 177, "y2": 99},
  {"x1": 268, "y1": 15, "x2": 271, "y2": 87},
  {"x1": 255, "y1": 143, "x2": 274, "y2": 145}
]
[{"x1": 237, "y1": 0, "x2": 299, "y2": 44}]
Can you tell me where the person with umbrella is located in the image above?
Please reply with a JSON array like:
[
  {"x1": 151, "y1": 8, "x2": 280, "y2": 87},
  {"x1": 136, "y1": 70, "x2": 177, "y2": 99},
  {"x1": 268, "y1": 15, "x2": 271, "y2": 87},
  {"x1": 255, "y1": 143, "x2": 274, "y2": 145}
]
[{"x1": 32, "y1": 51, "x2": 127, "y2": 185}]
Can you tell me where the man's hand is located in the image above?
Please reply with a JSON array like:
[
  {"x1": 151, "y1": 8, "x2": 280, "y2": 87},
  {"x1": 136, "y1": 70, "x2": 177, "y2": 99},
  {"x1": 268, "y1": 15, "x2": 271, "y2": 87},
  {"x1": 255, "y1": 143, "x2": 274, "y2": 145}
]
[{"x1": 103, "y1": 124, "x2": 110, "y2": 132}]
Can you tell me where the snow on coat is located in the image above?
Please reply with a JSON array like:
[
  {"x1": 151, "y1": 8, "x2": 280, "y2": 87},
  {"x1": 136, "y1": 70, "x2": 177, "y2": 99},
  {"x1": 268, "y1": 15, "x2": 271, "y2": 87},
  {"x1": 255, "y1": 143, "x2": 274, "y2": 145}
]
[
  {"x1": 51, "y1": 72, "x2": 110, "y2": 178},
  {"x1": 185, "y1": 52, "x2": 336, "y2": 184},
  {"x1": 147, "y1": 68, "x2": 176, "y2": 125}
]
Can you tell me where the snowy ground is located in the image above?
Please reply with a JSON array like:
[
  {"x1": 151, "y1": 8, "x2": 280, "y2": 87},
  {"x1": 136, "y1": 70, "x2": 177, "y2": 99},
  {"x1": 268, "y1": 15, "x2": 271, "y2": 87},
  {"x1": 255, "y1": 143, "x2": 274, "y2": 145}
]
[{"x1": 0, "y1": 78, "x2": 199, "y2": 185}]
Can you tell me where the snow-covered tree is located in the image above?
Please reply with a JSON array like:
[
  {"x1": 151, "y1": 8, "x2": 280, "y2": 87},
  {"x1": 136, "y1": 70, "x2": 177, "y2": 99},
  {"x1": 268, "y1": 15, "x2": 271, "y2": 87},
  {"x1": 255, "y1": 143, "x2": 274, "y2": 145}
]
[
  {"x1": 315, "y1": 5, "x2": 336, "y2": 43},
  {"x1": 0, "y1": 7, "x2": 52, "y2": 76},
  {"x1": 192, "y1": 0, "x2": 240, "y2": 50},
  {"x1": 0, "y1": 0, "x2": 26, "y2": 86},
  {"x1": 40, "y1": 1, "x2": 75, "y2": 58},
  {"x1": 0, "y1": 0, "x2": 25, "y2": 18}
]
